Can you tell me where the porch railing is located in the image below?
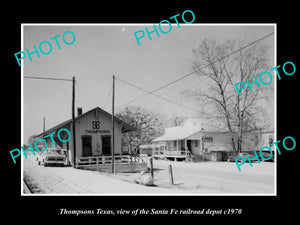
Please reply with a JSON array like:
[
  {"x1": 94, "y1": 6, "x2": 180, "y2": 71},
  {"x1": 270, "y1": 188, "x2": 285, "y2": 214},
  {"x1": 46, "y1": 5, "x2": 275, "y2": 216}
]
[
  {"x1": 43, "y1": 148, "x2": 68, "y2": 154},
  {"x1": 152, "y1": 149, "x2": 187, "y2": 156},
  {"x1": 186, "y1": 151, "x2": 193, "y2": 161}
]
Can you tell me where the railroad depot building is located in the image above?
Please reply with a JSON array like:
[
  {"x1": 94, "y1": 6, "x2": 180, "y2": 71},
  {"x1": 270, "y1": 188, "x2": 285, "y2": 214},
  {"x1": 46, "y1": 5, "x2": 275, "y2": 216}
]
[
  {"x1": 34, "y1": 107, "x2": 142, "y2": 170},
  {"x1": 152, "y1": 119, "x2": 274, "y2": 162}
]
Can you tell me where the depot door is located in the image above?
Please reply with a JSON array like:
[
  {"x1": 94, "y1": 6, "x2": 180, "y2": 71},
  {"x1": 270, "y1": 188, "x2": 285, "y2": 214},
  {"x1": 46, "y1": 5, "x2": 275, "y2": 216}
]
[
  {"x1": 82, "y1": 136, "x2": 92, "y2": 157},
  {"x1": 102, "y1": 135, "x2": 111, "y2": 156}
]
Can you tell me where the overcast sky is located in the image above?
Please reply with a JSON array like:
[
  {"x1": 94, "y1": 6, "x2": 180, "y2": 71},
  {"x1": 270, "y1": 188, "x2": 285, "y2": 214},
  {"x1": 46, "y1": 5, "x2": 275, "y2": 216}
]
[{"x1": 22, "y1": 24, "x2": 275, "y2": 143}]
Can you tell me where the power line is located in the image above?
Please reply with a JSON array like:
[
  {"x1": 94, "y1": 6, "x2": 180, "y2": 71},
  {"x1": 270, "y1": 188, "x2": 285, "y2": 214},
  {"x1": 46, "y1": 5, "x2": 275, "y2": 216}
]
[
  {"x1": 115, "y1": 76, "x2": 211, "y2": 116},
  {"x1": 24, "y1": 76, "x2": 73, "y2": 82},
  {"x1": 115, "y1": 32, "x2": 274, "y2": 109},
  {"x1": 177, "y1": 39, "x2": 265, "y2": 97},
  {"x1": 136, "y1": 41, "x2": 263, "y2": 112},
  {"x1": 103, "y1": 85, "x2": 113, "y2": 109},
  {"x1": 75, "y1": 80, "x2": 91, "y2": 107}
]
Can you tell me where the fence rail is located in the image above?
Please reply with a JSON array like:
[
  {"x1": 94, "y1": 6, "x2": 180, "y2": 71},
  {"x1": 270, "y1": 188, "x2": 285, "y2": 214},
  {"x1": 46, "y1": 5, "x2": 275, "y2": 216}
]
[{"x1": 76, "y1": 154, "x2": 147, "y2": 167}]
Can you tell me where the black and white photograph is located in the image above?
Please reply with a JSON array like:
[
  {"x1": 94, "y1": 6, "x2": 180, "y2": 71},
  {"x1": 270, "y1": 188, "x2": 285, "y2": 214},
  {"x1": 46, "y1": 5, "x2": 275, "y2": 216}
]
[
  {"x1": 21, "y1": 24, "x2": 276, "y2": 195},
  {"x1": 4, "y1": 5, "x2": 298, "y2": 221}
]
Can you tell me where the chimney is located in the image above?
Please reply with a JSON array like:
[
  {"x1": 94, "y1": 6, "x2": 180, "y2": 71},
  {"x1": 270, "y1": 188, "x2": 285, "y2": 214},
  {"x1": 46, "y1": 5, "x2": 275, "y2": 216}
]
[{"x1": 77, "y1": 107, "x2": 82, "y2": 116}]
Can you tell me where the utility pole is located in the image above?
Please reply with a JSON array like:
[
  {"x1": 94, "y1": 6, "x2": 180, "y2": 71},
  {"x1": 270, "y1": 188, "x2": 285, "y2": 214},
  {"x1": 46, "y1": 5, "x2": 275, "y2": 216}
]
[
  {"x1": 24, "y1": 75, "x2": 75, "y2": 166},
  {"x1": 72, "y1": 76, "x2": 76, "y2": 168},
  {"x1": 111, "y1": 75, "x2": 115, "y2": 174}
]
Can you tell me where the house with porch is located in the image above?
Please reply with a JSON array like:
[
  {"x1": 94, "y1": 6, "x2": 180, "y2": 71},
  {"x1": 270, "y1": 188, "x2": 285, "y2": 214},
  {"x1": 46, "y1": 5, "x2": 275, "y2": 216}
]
[
  {"x1": 152, "y1": 118, "x2": 274, "y2": 162},
  {"x1": 152, "y1": 119, "x2": 203, "y2": 161}
]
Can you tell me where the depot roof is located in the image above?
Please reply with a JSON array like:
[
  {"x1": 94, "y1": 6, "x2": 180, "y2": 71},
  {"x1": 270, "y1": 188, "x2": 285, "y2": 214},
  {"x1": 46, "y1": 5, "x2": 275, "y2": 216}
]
[{"x1": 35, "y1": 107, "x2": 136, "y2": 138}]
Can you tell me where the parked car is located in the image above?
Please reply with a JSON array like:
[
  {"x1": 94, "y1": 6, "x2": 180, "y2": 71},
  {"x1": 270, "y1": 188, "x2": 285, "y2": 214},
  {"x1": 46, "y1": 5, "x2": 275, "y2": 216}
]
[
  {"x1": 227, "y1": 153, "x2": 239, "y2": 162},
  {"x1": 37, "y1": 148, "x2": 67, "y2": 167},
  {"x1": 260, "y1": 151, "x2": 275, "y2": 162},
  {"x1": 237, "y1": 152, "x2": 259, "y2": 163},
  {"x1": 227, "y1": 152, "x2": 259, "y2": 163}
]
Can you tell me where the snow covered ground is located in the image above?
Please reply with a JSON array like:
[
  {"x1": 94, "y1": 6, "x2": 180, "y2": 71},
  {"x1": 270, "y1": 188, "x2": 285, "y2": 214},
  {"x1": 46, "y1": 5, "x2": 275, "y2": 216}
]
[
  {"x1": 23, "y1": 155, "x2": 178, "y2": 194},
  {"x1": 148, "y1": 159, "x2": 275, "y2": 194},
  {"x1": 23, "y1": 154, "x2": 275, "y2": 195}
]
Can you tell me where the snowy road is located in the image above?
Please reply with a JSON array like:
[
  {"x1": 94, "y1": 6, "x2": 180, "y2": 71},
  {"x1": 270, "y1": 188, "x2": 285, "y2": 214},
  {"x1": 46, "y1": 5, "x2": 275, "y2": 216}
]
[
  {"x1": 23, "y1": 155, "x2": 275, "y2": 195},
  {"x1": 150, "y1": 159, "x2": 275, "y2": 194}
]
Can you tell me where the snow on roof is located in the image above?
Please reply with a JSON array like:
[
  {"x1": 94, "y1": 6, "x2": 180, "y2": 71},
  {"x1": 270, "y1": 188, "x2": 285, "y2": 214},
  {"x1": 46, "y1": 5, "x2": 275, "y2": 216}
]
[
  {"x1": 152, "y1": 118, "x2": 227, "y2": 142},
  {"x1": 34, "y1": 107, "x2": 136, "y2": 138},
  {"x1": 152, "y1": 118, "x2": 203, "y2": 142}
]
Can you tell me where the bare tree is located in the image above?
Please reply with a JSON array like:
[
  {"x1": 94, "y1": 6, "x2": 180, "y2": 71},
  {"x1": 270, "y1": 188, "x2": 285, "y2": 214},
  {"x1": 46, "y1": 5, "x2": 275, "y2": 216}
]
[
  {"x1": 184, "y1": 38, "x2": 273, "y2": 153},
  {"x1": 169, "y1": 115, "x2": 186, "y2": 126},
  {"x1": 116, "y1": 106, "x2": 166, "y2": 151}
]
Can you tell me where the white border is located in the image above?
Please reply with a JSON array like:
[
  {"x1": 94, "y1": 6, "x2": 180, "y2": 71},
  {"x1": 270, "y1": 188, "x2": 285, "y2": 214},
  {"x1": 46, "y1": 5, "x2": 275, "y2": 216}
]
[
  {"x1": 21, "y1": 23, "x2": 24, "y2": 195},
  {"x1": 21, "y1": 23, "x2": 277, "y2": 196}
]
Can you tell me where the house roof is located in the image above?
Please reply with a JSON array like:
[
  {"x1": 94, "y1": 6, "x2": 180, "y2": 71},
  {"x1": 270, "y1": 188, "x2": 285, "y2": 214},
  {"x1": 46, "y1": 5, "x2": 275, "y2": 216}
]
[
  {"x1": 34, "y1": 107, "x2": 136, "y2": 138},
  {"x1": 152, "y1": 118, "x2": 229, "y2": 142},
  {"x1": 152, "y1": 119, "x2": 203, "y2": 142},
  {"x1": 152, "y1": 126, "x2": 201, "y2": 142}
]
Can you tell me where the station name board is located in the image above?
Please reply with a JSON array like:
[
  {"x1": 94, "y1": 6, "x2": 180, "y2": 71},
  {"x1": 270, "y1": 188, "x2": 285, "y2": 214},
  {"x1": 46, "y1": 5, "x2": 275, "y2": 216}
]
[{"x1": 85, "y1": 130, "x2": 110, "y2": 134}]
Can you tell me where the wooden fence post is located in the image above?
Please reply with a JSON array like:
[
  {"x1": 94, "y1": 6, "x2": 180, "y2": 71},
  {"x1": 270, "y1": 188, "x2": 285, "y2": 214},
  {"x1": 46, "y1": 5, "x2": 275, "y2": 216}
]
[
  {"x1": 96, "y1": 157, "x2": 99, "y2": 172},
  {"x1": 168, "y1": 164, "x2": 174, "y2": 185},
  {"x1": 150, "y1": 157, "x2": 154, "y2": 179}
]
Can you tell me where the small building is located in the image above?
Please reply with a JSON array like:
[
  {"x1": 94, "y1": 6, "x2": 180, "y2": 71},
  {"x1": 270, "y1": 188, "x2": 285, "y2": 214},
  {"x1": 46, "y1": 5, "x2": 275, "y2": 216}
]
[
  {"x1": 152, "y1": 118, "x2": 274, "y2": 162},
  {"x1": 152, "y1": 119, "x2": 203, "y2": 161},
  {"x1": 34, "y1": 107, "x2": 147, "y2": 172},
  {"x1": 139, "y1": 144, "x2": 153, "y2": 156}
]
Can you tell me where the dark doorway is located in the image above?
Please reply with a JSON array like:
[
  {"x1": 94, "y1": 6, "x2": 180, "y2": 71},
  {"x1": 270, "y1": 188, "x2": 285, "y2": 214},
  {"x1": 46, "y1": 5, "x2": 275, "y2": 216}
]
[
  {"x1": 186, "y1": 140, "x2": 193, "y2": 155},
  {"x1": 102, "y1": 135, "x2": 111, "y2": 156},
  {"x1": 187, "y1": 140, "x2": 192, "y2": 151},
  {"x1": 82, "y1": 136, "x2": 92, "y2": 157}
]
